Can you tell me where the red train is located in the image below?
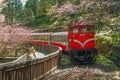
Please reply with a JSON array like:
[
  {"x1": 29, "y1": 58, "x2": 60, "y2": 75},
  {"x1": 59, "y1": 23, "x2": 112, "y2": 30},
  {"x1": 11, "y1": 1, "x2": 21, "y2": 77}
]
[
  {"x1": 30, "y1": 24, "x2": 98, "y2": 63},
  {"x1": 68, "y1": 24, "x2": 97, "y2": 63}
]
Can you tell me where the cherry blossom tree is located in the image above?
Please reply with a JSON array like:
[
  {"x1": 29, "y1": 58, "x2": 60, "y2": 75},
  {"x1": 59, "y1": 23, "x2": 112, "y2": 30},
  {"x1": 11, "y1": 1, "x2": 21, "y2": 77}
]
[
  {"x1": 0, "y1": 14, "x2": 5, "y2": 23},
  {"x1": 48, "y1": 3, "x2": 79, "y2": 27},
  {"x1": 0, "y1": 14, "x2": 32, "y2": 57},
  {"x1": 48, "y1": 0, "x2": 120, "y2": 32}
]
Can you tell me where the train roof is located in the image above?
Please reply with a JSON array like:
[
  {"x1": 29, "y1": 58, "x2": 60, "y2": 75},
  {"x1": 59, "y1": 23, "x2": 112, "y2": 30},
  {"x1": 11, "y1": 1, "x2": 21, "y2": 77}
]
[
  {"x1": 70, "y1": 24, "x2": 94, "y2": 28},
  {"x1": 31, "y1": 32, "x2": 68, "y2": 36}
]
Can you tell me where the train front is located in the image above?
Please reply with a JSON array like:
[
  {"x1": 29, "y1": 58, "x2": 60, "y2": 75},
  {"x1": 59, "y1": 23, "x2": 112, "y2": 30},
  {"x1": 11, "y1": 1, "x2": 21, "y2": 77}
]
[{"x1": 68, "y1": 24, "x2": 97, "y2": 63}]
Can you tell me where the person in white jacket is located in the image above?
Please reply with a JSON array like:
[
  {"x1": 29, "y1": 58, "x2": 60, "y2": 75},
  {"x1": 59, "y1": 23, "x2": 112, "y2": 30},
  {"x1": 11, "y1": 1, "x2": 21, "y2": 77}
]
[{"x1": 27, "y1": 46, "x2": 36, "y2": 59}]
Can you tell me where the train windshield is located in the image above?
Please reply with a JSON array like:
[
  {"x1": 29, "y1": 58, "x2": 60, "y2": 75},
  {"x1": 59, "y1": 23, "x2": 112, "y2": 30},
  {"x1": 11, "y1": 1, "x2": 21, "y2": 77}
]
[
  {"x1": 71, "y1": 28, "x2": 80, "y2": 33},
  {"x1": 82, "y1": 27, "x2": 92, "y2": 32}
]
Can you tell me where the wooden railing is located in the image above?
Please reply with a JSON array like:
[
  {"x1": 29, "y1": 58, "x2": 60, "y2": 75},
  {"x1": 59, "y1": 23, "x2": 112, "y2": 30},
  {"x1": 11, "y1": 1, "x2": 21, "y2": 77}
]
[
  {"x1": 0, "y1": 54, "x2": 27, "y2": 67},
  {"x1": 0, "y1": 43, "x2": 62, "y2": 80}
]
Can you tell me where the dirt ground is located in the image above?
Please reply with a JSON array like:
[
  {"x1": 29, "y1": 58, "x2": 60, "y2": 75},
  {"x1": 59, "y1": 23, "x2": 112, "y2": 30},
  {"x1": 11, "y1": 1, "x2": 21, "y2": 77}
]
[{"x1": 43, "y1": 64, "x2": 120, "y2": 80}]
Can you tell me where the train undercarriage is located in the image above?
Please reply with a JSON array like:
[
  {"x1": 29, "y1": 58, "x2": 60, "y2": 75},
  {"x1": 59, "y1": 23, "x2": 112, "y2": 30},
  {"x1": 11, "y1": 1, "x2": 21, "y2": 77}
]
[{"x1": 69, "y1": 48, "x2": 98, "y2": 64}]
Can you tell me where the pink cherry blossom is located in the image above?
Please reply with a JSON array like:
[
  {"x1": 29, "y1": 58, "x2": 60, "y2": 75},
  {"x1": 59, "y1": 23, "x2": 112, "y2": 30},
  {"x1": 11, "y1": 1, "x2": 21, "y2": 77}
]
[
  {"x1": 57, "y1": 3, "x2": 78, "y2": 16},
  {"x1": 0, "y1": 14, "x2": 5, "y2": 23},
  {"x1": 0, "y1": 25, "x2": 32, "y2": 54}
]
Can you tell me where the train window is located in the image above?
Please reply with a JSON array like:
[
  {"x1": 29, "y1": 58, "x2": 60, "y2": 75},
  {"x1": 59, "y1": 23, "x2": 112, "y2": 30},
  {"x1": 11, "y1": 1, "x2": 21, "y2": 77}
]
[
  {"x1": 71, "y1": 28, "x2": 80, "y2": 33},
  {"x1": 82, "y1": 27, "x2": 92, "y2": 32}
]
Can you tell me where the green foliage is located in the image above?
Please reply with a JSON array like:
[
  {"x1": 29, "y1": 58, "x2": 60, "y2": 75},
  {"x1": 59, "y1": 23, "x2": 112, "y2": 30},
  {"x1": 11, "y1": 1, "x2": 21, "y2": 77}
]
[
  {"x1": 25, "y1": 0, "x2": 35, "y2": 10},
  {"x1": 95, "y1": 36, "x2": 111, "y2": 56},
  {"x1": 25, "y1": 0, "x2": 38, "y2": 19},
  {"x1": 19, "y1": 8, "x2": 35, "y2": 25},
  {"x1": 110, "y1": 34, "x2": 120, "y2": 45},
  {"x1": 24, "y1": 0, "x2": 56, "y2": 28},
  {"x1": 60, "y1": 54, "x2": 71, "y2": 66},
  {"x1": 26, "y1": 15, "x2": 53, "y2": 28},
  {"x1": 1, "y1": 0, "x2": 120, "y2": 30},
  {"x1": 96, "y1": 56, "x2": 118, "y2": 71},
  {"x1": 1, "y1": 0, "x2": 23, "y2": 24},
  {"x1": 107, "y1": 53, "x2": 120, "y2": 67},
  {"x1": 35, "y1": 16, "x2": 53, "y2": 27}
]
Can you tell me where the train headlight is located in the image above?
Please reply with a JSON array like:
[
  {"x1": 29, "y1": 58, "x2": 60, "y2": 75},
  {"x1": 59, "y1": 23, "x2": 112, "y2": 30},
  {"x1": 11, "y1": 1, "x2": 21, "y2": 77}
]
[{"x1": 73, "y1": 35, "x2": 75, "y2": 38}]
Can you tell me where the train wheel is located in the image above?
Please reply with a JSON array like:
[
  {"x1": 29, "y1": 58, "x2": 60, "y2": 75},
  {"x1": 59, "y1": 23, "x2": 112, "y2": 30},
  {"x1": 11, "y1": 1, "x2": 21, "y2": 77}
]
[
  {"x1": 91, "y1": 53, "x2": 94, "y2": 58},
  {"x1": 70, "y1": 54, "x2": 74, "y2": 64},
  {"x1": 70, "y1": 53, "x2": 80, "y2": 65},
  {"x1": 69, "y1": 52, "x2": 75, "y2": 65}
]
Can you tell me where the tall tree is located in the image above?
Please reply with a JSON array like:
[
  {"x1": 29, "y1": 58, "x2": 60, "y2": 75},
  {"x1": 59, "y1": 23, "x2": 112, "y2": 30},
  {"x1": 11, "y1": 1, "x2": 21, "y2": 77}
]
[
  {"x1": 34, "y1": 0, "x2": 39, "y2": 19},
  {"x1": 25, "y1": 0, "x2": 39, "y2": 19},
  {"x1": 2, "y1": 0, "x2": 22, "y2": 24}
]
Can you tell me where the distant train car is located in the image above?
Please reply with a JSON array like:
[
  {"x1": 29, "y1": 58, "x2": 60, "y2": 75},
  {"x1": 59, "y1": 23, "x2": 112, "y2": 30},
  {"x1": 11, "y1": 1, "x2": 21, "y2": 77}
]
[{"x1": 30, "y1": 24, "x2": 97, "y2": 64}]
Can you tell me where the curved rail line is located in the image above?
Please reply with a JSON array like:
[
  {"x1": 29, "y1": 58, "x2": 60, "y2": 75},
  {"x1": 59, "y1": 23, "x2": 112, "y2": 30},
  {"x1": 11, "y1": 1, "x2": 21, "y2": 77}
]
[
  {"x1": 68, "y1": 65, "x2": 88, "y2": 80},
  {"x1": 44, "y1": 65, "x2": 89, "y2": 80},
  {"x1": 60, "y1": 65, "x2": 89, "y2": 80}
]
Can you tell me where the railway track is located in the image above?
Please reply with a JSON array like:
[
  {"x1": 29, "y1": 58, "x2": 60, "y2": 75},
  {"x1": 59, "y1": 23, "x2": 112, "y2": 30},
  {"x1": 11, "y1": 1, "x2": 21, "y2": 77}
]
[
  {"x1": 43, "y1": 65, "x2": 89, "y2": 80},
  {"x1": 64, "y1": 65, "x2": 89, "y2": 80},
  {"x1": 43, "y1": 63, "x2": 120, "y2": 80}
]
